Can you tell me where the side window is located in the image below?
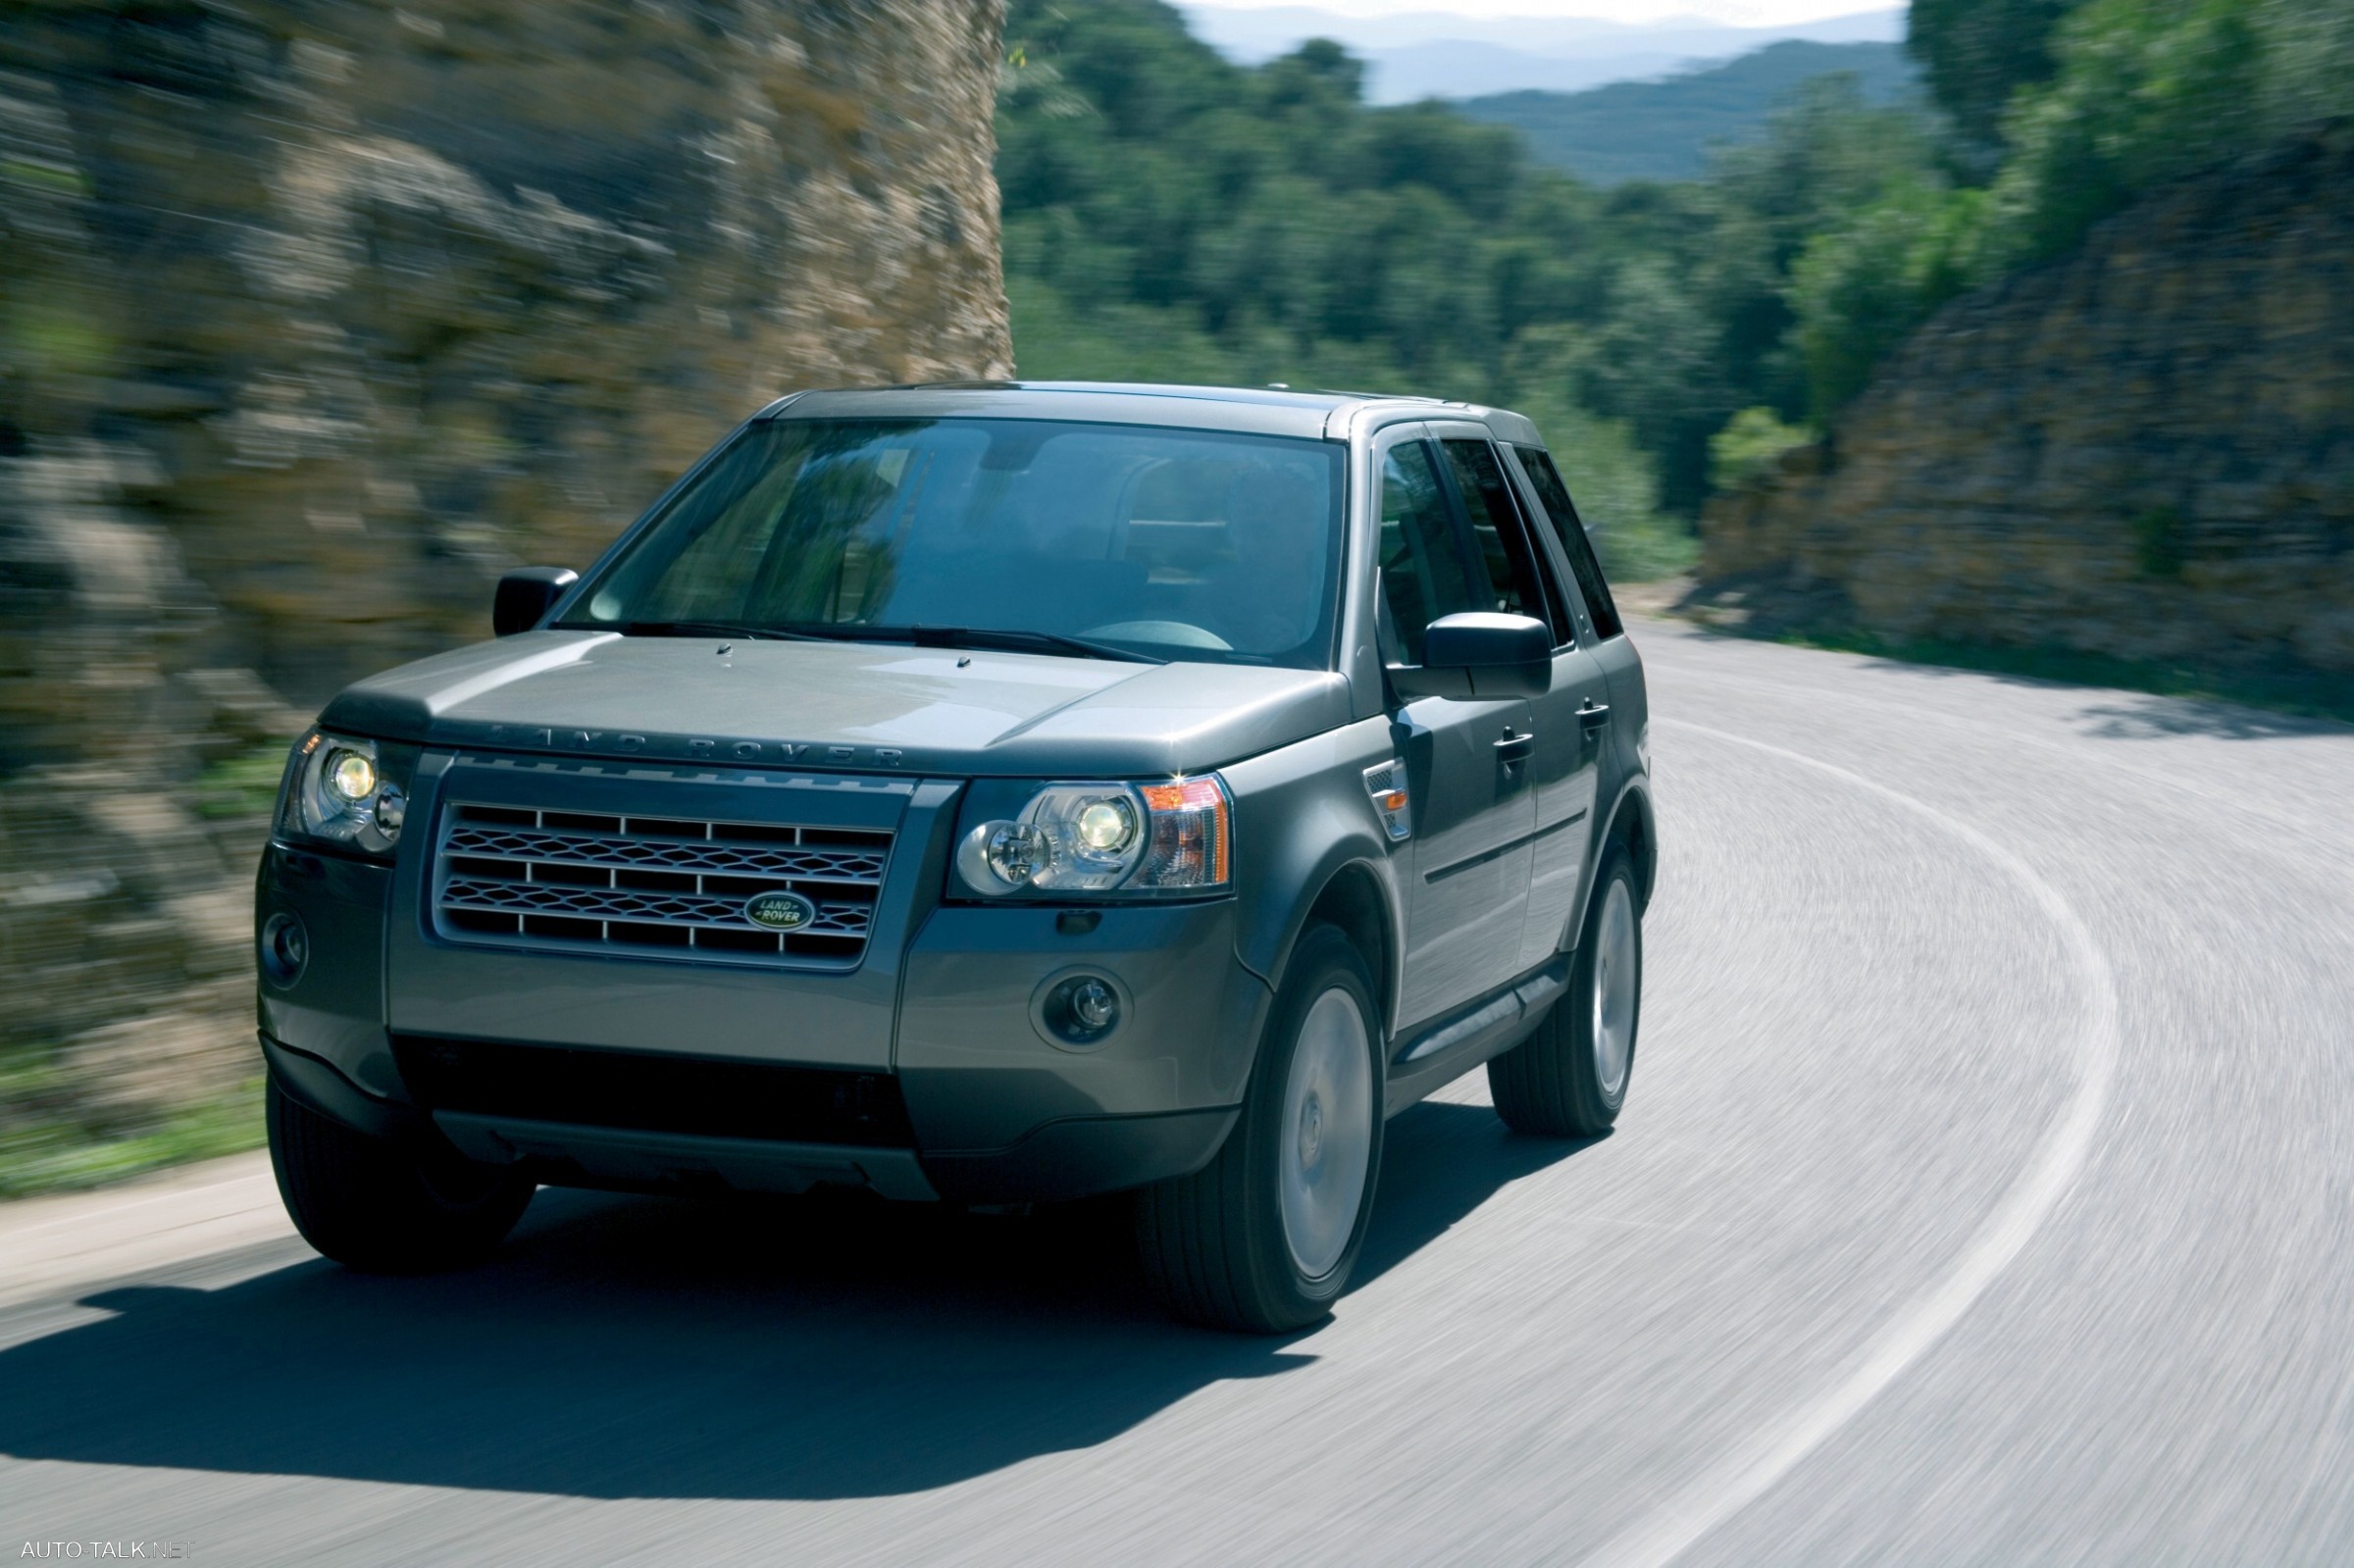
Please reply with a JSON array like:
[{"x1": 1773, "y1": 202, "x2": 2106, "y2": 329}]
[
  {"x1": 1512, "y1": 444, "x2": 1624, "y2": 640},
  {"x1": 1441, "y1": 438, "x2": 1571, "y2": 645},
  {"x1": 1377, "y1": 440, "x2": 1480, "y2": 666}
]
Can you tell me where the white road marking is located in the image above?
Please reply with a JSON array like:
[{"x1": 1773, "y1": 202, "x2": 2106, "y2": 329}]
[{"x1": 1578, "y1": 720, "x2": 2124, "y2": 1568}]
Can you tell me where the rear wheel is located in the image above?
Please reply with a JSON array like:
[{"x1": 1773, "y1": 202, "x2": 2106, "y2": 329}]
[
  {"x1": 1489, "y1": 843, "x2": 1642, "y2": 1137},
  {"x1": 1138, "y1": 924, "x2": 1383, "y2": 1333},
  {"x1": 268, "y1": 1074, "x2": 535, "y2": 1272}
]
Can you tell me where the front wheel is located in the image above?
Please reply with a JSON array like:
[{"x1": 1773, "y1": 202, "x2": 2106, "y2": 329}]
[
  {"x1": 1489, "y1": 842, "x2": 1643, "y2": 1137},
  {"x1": 1138, "y1": 925, "x2": 1384, "y2": 1333},
  {"x1": 268, "y1": 1074, "x2": 536, "y2": 1272}
]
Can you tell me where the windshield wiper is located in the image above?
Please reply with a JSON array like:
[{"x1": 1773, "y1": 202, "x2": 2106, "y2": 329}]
[
  {"x1": 782, "y1": 624, "x2": 1165, "y2": 665},
  {"x1": 612, "y1": 620, "x2": 825, "y2": 642}
]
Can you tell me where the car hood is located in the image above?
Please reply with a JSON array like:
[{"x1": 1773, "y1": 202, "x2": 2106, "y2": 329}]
[{"x1": 318, "y1": 632, "x2": 1354, "y2": 778}]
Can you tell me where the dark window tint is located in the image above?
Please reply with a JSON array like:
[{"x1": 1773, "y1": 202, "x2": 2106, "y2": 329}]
[
  {"x1": 562, "y1": 418, "x2": 1346, "y2": 668},
  {"x1": 1513, "y1": 445, "x2": 1623, "y2": 639},
  {"x1": 1376, "y1": 441, "x2": 1481, "y2": 666},
  {"x1": 1441, "y1": 438, "x2": 1568, "y2": 644}
]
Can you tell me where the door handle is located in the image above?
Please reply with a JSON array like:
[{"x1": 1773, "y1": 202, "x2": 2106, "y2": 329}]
[
  {"x1": 1494, "y1": 729, "x2": 1535, "y2": 766},
  {"x1": 1577, "y1": 700, "x2": 1612, "y2": 731}
]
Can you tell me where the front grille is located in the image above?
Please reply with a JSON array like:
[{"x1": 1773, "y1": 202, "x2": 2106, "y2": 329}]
[
  {"x1": 393, "y1": 1036, "x2": 913, "y2": 1147},
  {"x1": 432, "y1": 801, "x2": 892, "y2": 968}
]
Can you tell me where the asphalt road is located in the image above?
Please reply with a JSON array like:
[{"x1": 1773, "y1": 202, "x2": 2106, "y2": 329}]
[{"x1": 6, "y1": 618, "x2": 2352, "y2": 1565}]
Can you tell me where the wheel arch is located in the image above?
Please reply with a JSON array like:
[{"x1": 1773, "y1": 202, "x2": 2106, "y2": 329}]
[
  {"x1": 1291, "y1": 859, "x2": 1400, "y2": 1037},
  {"x1": 1240, "y1": 833, "x2": 1405, "y2": 1054},
  {"x1": 1224, "y1": 724, "x2": 1411, "y2": 1057},
  {"x1": 1606, "y1": 778, "x2": 1658, "y2": 911}
]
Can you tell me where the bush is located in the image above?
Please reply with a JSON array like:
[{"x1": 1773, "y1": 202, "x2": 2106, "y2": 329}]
[
  {"x1": 1709, "y1": 406, "x2": 1815, "y2": 493},
  {"x1": 1787, "y1": 181, "x2": 1991, "y2": 419}
]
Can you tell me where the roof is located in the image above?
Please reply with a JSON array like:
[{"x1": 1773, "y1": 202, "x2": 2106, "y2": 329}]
[{"x1": 764, "y1": 380, "x2": 1536, "y2": 443}]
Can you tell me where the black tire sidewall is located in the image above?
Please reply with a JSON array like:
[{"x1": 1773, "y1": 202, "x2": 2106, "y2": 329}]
[{"x1": 268, "y1": 1073, "x2": 532, "y2": 1271}]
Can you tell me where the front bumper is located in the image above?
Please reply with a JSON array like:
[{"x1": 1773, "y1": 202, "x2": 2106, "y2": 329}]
[{"x1": 256, "y1": 762, "x2": 1272, "y2": 1203}]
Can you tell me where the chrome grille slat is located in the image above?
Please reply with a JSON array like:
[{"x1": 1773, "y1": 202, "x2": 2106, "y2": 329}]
[
  {"x1": 432, "y1": 799, "x2": 892, "y2": 968},
  {"x1": 442, "y1": 827, "x2": 886, "y2": 885},
  {"x1": 439, "y1": 879, "x2": 874, "y2": 936}
]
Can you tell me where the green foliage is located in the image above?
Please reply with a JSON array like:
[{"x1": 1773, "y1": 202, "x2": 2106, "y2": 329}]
[
  {"x1": 1787, "y1": 180, "x2": 1986, "y2": 418},
  {"x1": 193, "y1": 743, "x2": 290, "y2": 821},
  {"x1": 1710, "y1": 407, "x2": 1816, "y2": 493},
  {"x1": 0, "y1": 1060, "x2": 263, "y2": 1199},
  {"x1": 998, "y1": 0, "x2": 2351, "y2": 531},
  {"x1": 1907, "y1": 0, "x2": 2084, "y2": 146},
  {"x1": 1985, "y1": 0, "x2": 2277, "y2": 268},
  {"x1": 999, "y1": 0, "x2": 1932, "y2": 518},
  {"x1": 1708, "y1": 78, "x2": 1953, "y2": 424},
  {"x1": 1787, "y1": 0, "x2": 2352, "y2": 419}
]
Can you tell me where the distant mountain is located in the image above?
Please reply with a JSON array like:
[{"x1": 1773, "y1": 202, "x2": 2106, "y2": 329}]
[
  {"x1": 1458, "y1": 40, "x2": 1920, "y2": 185},
  {"x1": 1176, "y1": 5, "x2": 1905, "y2": 103}
]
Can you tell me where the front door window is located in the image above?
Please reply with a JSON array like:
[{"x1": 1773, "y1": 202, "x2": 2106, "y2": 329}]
[{"x1": 1377, "y1": 434, "x2": 1538, "y2": 1032}]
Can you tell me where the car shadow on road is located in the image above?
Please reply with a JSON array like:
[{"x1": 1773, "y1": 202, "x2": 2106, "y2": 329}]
[{"x1": 0, "y1": 1099, "x2": 1593, "y2": 1500}]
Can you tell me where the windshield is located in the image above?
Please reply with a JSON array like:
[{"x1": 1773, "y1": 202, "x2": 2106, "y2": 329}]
[{"x1": 565, "y1": 417, "x2": 1347, "y2": 668}]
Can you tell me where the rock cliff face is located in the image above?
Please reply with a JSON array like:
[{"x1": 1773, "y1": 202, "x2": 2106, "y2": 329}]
[
  {"x1": 0, "y1": 0, "x2": 1009, "y2": 1165},
  {"x1": 1699, "y1": 122, "x2": 2354, "y2": 679}
]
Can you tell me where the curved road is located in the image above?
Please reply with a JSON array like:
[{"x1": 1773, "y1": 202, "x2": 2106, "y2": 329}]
[{"x1": 6, "y1": 619, "x2": 2352, "y2": 1564}]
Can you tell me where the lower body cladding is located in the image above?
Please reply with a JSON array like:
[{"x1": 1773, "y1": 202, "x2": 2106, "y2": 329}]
[{"x1": 259, "y1": 836, "x2": 1266, "y2": 1207}]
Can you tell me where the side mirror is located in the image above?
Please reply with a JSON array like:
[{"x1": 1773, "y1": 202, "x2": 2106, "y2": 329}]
[
  {"x1": 1391, "y1": 612, "x2": 1553, "y2": 701},
  {"x1": 492, "y1": 567, "x2": 578, "y2": 636}
]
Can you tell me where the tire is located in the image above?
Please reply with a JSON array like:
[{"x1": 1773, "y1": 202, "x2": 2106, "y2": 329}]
[
  {"x1": 267, "y1": 1073, "x2": 535, "y2": 1272},
  {"x1": 1489, "y1": 841, "x2": 1643, "y2": 1138},
  {"x1": 1138, "y1": 924, "x2": 1384, "y2": 1334}
]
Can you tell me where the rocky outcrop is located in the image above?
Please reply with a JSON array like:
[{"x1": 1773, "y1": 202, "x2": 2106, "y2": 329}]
[
  {"x1": 0, "y1": 0, "x2": 1009, "y2": 1165},
  {"x1": 1697, "y1": 122, "x2": 2354, "y2": 678}
]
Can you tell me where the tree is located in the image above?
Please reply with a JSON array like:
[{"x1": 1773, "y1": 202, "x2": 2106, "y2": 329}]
[{"x1": 1906, "y1": 0, "x2": 2085, "y2": 149}]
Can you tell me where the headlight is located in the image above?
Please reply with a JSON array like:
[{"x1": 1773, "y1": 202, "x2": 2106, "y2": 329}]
[
  {"x1": 953, "y1": 777, "x2": 1231, "y2": 898},
  {"x1": 277, "y1": 730, "x2": 416, "y2": 857}
]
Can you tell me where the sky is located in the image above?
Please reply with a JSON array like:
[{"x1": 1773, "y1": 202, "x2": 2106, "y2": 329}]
[{"x1": 1181, "y1": 0, "x2": 1888, "y2": 23}]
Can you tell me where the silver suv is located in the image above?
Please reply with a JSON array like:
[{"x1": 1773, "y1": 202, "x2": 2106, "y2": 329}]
[{"x1": 256, "y1": 382, "x2": 1657, "y2": 1333}]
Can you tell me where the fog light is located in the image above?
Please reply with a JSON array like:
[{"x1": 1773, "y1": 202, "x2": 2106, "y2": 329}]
[
  {"x1": 1069, "y1": 977, "x2": 1118, "y2": 1030},
  {"x1": 259, "y1": 911, "x2": 308, "y2": 986},
  {"x1": 1038, "y1": 972, "x2": 1125, "y2": 1048}
]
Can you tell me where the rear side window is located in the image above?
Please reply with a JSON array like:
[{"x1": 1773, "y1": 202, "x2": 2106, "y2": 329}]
[
  {"x1": 1441, "y1": 438, "x2": 1570, "y2": 645},
  {"x1": 1513, "y1": 445, "x2": 1624, "y2": 640},
  {"x1": 1376, "y1": 441, "x2": 1481, "y2": 666}
]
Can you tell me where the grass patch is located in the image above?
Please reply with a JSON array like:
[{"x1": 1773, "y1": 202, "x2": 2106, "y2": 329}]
[
  {"x1": 0, "y1": 1076, "x2": 265, "y2": 1200},
  {"x1": 194, "y1": 743, "x2": 288, "y2": 821},
  {"x1": 1763, "y1": 625, "x2": 2354, "y2": 726}
]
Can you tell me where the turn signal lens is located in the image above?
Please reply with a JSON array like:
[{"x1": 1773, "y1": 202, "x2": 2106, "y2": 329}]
[
  {"x1": 1137, "y1": 777, "x2": 1230, "y2": 887},
  {"x1": 1362, "y1": 759, "x2": 1412, "y2": 842}
]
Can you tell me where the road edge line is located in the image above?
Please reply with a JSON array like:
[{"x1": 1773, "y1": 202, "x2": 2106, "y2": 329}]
[{"x1": 1577, "y1": 720, "x2": 2123, "y2": 1568}]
